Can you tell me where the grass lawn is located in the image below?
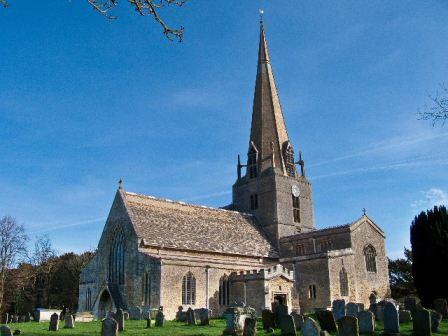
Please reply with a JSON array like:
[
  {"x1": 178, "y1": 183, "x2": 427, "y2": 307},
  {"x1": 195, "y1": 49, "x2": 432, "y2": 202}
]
[{"x1": 4, "y1": 318, "x2": 448, "y2": 335}]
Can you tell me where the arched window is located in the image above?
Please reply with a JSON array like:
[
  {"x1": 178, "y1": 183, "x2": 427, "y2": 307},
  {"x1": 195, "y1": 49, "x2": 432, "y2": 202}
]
[
  {"x1": 108, "y1": 226, "x2": 125, "y2": 285},
  {"x1": 143, "y1": 272, "x2": 151, "y2": 306},
  {"x1": 364, "y1": 245, "x2": 377, "y2": 273},
  {"x1": 247, "y1": 143, "x2": 258, "y2": 179},
  {"x1": 339, "y1": 268, "x2": 349, "y2": 296},
  {"x1": 182, "y1": 272, "x2": 196, "y2": 305},
  {"x1": 219, "y1": 275, "x2": 230, "y2": 306},
  {"x1": 85, "y1": 288, "x2": 92, "y2": 311},
  {"x1": 308, "y1": 284, "x2": 317, "y2": 300},
  {"x1": 283, "y1": 142, "x2": 295, "y2": 177}
]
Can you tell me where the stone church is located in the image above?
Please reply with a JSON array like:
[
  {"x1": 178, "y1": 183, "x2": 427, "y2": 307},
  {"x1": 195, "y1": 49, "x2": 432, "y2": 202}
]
[{"x1": 78, "y1": 20, "x2": 390, "y2": 320}]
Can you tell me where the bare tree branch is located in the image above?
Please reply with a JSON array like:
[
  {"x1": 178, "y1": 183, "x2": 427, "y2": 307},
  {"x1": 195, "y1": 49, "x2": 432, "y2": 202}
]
[{"x1": 419, "y1": 83, "x2": 448, "y2": 126}]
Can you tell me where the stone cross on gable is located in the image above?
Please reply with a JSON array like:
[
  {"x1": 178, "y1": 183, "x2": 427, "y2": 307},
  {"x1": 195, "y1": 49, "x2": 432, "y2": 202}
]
[{"x1": 362, "y1": 208, "x2": 367, "y2": 216}]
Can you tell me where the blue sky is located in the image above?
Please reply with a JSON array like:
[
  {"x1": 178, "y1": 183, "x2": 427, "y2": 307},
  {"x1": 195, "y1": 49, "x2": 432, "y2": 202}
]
[{"x1": 1, "y1": 1, "x2": 448, "y2": 258}]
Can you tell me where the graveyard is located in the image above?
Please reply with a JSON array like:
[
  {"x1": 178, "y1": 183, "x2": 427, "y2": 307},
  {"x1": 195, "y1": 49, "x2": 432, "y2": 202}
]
[{"x1": 1, "y1": 315, "x2": 447, "y2": 336}]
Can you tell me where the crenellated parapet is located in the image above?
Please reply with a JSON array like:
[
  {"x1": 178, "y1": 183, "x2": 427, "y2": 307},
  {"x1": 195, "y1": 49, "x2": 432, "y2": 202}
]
[{"x1": 229, "y1": 264, "x2": 294, "y2": 282}]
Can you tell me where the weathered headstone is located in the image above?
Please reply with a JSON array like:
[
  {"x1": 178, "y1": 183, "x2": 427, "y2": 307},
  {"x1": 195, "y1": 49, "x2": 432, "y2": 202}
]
[
  {"x1": 337, "y1": 316, "x2": 359, "y2": 336},
  {"x1": 279, "y1": 314, "x2": 296, "y2": 336},
  {"x1": 186, "y1": 307, "x2": 196, "y2": 325},
  {"x1": 24, "y1": 313, "x2": 31, "y2": 323},
  {"x1": 404, "y1": 297, "x2": 418, "y2": 313},
  {"x1": 274, "y1": 304, "x2": 288, "y2": 327},
  {"x1": 115, "y1": 308, "x2": 124, "y2": 332},
  {"x1": 64, "y1": 314, "x2": 74, "y2": 329},
  {"x1": 262, "y1": 309, "x2": 275, "y2": 330},
  {"x1": 2, "y1": 313, "x2": 9, "y2": 324},
  {"x1": 146, "y1": 315, "x2": 152, "y2": 328},
  {"x1": 11, "y1": 316, "x2": 18, "y2": 324},
  {"x1": 290, "y1": 312, "x2": 304, "y2": 331},
  {"x1": 383, "y1": 301, "x2": 399, "y2": 334},
  {"x1": 155, "y1": 311, "x2": 164, "y2": 327},
  {"x1": 315, "y1": 310, "x2": 338, "y2": 333},
  {"x1": 101, "y1": 317, "x2": 118, "y2": 336},
  {"x1": 433, "y1": 298, "x2": 448, "y2": 318},
  {"x1": 430, "y1": 310, "x2": 442, "y2": 333},
  {"x1": 198, "y1": 308, "x2": 210, "y2": 326},
  {"x1": 346, "y1": 302, "x2": 360, "y2": 317},
  {"x1": 223, "y1": 306, "x2": 247, "y2": 336},
  {"x1": 302, "y1": 316, "x2": 320, "y2": 336},
  {"x1": 123, "y1": 312, "x2": 129, "y2": 320},
  {"x1": 332, "y1": 299, "x2": 346, "y2": 321},
  {"x1": 243, "y1": 317, "x2": 257, "y2": 336},
  {"x1": 413, "y1": 308, "x2": 431, "y2": 336},
  {"x1": 49, "y1": 313, "x2": 59, "y2": 331},
  {"x1": 176, "y1": 306, "x2": 186, "y2": 322},
  {"x1": 0, "y1": 326, "x2": 12, "y2": 336},
  {"x1": 399, "y1": 310, "x2": 412, "y2": 323},
  {"x1": 358, "y1": 311, "x2": 374, "y2": 334},
  {"x1": 129, "y1": 306, "x2": 142, "y2": 320}
]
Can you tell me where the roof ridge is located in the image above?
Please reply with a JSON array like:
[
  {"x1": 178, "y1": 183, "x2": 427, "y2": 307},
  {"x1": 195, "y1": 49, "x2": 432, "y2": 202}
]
[{"x1": 124, "y1": 191, "x2": 254, "y2": 217}]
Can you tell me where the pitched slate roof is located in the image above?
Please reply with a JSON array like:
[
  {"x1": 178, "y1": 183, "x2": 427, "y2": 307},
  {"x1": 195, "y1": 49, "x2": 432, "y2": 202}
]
[{"x1": 122, "y1": 191, "x2": 279, "y2": 259}]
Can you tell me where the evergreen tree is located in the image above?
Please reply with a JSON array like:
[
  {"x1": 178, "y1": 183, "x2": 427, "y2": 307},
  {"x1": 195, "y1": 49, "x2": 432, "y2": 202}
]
[
  {"x1": 388, "y1": 248, "x2": 416, "y2": 299},
  {"x1": 410, "y1": 205, "x2": 448, "y2": 306}
]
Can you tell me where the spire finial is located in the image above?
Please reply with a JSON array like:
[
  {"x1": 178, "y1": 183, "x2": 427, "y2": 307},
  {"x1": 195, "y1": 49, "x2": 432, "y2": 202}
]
[
  {"x1": 118, "y1": 178, "x2": 123, "y2": 190},
  {"x1": 259, "y1": 9, "x2": 264, "y2": 23}
]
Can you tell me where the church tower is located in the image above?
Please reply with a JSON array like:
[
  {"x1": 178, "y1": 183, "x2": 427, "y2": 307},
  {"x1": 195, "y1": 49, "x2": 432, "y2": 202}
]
[{"x1": 232, "y1": 19, "x2": 315, "y2": 246}]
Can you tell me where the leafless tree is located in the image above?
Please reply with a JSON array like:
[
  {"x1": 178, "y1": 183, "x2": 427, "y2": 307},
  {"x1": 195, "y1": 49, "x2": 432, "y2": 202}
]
[
  {"x1": 32, "y1": 235, "x2": 56, "y2": 266},
  {"x1": 1, "y1": 0, "x2": 187, "y2": 41},
  {"x1": 0, "y1": 216, "x2": 28, "y2": 311},
  {"x1": 419, "y1": 84, "x2": 448, "y2": 126}
]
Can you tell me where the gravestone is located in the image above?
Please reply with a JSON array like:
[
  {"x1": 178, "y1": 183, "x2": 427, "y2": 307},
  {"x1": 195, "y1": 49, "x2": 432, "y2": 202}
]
[
  {"x1": 358, "y1": 311, "x2": 374, "y2": 334},
  {"x1": 274, "y1": 304, "x2": 288, "y2": 327},
  {"x1": 369, "y1": 293, "x2": 378, "y2": 307},
  {"x1": 24, "y1": 313, "x2": 31, "y2": 323},
  {"x1": 413, "y1": 308, "x2": 431, "y2": 336},
  {"x1": 290, "y1": 312, "x2": 304, "y2": 331},
  {"x1": 186, "y1": 307, "x2": 196, "y2": 325},
  {"x1": 64, "y1": 314, "x2": 74, "y2": 329},
  {"x1": 146, "y1": 315, "x2": 152, "y2": 328},
  {"x1": 383, "y1": 302, "x2": 399, "y2": 334},
  {"x1": 129, "y1": 306, "x2": 142, "y2": 320},
  {"x1": 404, "y1": 297, "x2": 418, "y2": 313},
  {"x1": 0, "y1": 326, "x2": 12, "y2": 336},
  {"x1": 332, "y1": 299, "x2": 346, "y2": 321},
  {"x1": 11, "y1": 316, "x2": 18, "y2": 324},
  {"x1": 337, "y1": 316, "x2": 359, "y2": 336},
  {"x1": 223, "y1": 306, "x2": 248, "y2": 336},
  {"x1": 262, "y1": 309, "x2": 275, "y2": 330},
  {"x1": 399, "y1": 310, "x2": 412, "y2": 323},
  {"x1": 430, "y1": 311, "x2": 442, "y2": 333},
  {"x1": 198, "y1": 308, "x2": 210, "y2": 326},
  {"x1": 155, "y1": 311, "x2": 164, "y2": 327},
  {"x1": 302, "y1": 317, "x2": 320, "y2": 336},
  {"x1": 123, "y1": 312, "x2": 129, "y2": 320},
  {"x1": 2, "y1": 313, "x2": 9, "y2": 324},
  {"x1": 101, "y1": 317, "x2": 118, "y2": 336},
  {"x1": 49, "y1": 313, "x2": 59, "y2": 331},
  {"x1": 346, "y1": 302, "x2": 360, "y2": 317},
  {"x1": 279, "y1": 314, "x2": 296, "y2": 336},
  {"x1": 176, "y1": 306, "x2": 186, "y2": 322},
  {"x1": 315, "y1": 310, "x2": 338, "y2": 333},
  {"x1": 371, "y1": 304, "x2": 384, "y2": 321},
  {"x1": 433, "y1": 298, "x2": 448, "y2": 318},
  {"x1": 243, "y1": 317, "x2": 257, "y2": 336},
  {"x1": 115, "y1": 308, "x2": 124, "y2": 332}
]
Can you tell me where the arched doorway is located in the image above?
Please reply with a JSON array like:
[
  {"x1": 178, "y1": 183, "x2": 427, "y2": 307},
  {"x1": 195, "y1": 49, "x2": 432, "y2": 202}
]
[{"x1": 98, "y1": 290, "x2": 113, "y2": 318}]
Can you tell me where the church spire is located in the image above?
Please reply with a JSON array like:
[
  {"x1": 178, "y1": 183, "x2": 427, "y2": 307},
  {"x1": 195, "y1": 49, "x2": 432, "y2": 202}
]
[{"x1": 247, "y1": 18, "x2": 296, "y2": 177}]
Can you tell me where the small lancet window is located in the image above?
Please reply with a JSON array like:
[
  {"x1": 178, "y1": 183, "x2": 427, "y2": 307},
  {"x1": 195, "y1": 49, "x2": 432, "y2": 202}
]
[
  {"x1": 182, "y1": 272, "x2": 196, "y2": 305},
  {"x1": 283, "y1": 142, "x2": 296, "y2": 177},
  {"x1": 247, "y1": 143, "x2": 258, "y2": 179},
  {"x1": 308, "y1": 284, "x2": 317, "y2": 299},
  {"x1": 339, "y1": 268, "x2": 349, "y2": 296},
  {"x1": 292, "y1": 195, "x2": 300, "y2": 223},
  {"x1": 364, "y1": 245, "x2": 377, "y2": 273},
  {"x1": 85, "y1": 288, "x2": 92, "y2": 311},
  {"x1": 250, "y1": 194, "x2": 259, "y2": 210}
]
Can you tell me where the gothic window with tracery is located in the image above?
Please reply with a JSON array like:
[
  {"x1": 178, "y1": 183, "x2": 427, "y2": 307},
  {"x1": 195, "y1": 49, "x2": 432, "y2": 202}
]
[
  {"x1": 219, "y1": 275, "x2": 230, "y2": 306},
  {"x1": 182, "y1": 272, "x2": 196, "y2": 305},
  {"x1": 108, "y1": 226, "x2": 125, "y2": 285},
  {"x1": 339, "y1": 268, "x2": 349, "y2": 296},
  {"x1": 364, "y1": 245, "x2": 377, "y2": 273}
]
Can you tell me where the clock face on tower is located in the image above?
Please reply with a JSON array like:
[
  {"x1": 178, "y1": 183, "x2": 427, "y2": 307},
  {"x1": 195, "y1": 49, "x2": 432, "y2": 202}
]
[{"x1": 292, "y1": 184, "x2": 300, "y2": 197}]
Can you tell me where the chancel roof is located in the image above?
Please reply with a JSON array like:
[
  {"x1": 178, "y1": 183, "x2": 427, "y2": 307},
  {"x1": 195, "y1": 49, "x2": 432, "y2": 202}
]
[{"x1": 122, "y1": 191, "x2": 279, "y2": 259}]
